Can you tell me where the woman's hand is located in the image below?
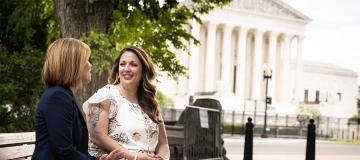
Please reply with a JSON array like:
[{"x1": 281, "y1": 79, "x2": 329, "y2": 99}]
[
  {"x1": 154, "y1": 154, "x2": 168, "y2": 160},
  {"x1": 99, "y1": 149, "x2": 125, "y2": 160},
  {"x1": 137, "y1": 152, "x2": 163, "y2": 160}
]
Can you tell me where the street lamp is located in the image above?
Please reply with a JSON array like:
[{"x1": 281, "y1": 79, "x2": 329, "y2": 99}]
[{"x1": 261, "y1": 64, "x2": 272, "y2": 138}]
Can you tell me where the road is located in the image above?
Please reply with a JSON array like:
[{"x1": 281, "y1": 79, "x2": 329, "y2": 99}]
[{"x1": 223, "y1": 135, "x2": 360, "y2": 160}]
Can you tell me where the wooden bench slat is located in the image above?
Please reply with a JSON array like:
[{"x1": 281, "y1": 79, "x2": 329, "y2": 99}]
[
  {"x1": 0, "y1": 144, "x2": 35, "y2": 160},
  {"x1": 0, "y1": 132, "x2": 35, "y2": 146}
]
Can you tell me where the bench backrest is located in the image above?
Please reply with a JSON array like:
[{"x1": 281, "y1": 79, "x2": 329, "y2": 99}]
[{"x1": 0, "y1": 132, "x2": 35, "y2": 159}]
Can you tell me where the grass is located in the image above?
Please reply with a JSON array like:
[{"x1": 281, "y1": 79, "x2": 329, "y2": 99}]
[{"x1": 330, "y1": 138, "x2": 360, "y2": 144}]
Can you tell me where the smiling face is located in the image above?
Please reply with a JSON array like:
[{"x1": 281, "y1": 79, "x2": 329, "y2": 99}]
[{"x1": 118, "y1": 51, "x2": 143, "y2": 88}]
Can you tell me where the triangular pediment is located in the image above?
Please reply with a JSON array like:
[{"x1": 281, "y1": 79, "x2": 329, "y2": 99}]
[{"x1": 228, "y1": 0, "x2": 311, "y2": 23}]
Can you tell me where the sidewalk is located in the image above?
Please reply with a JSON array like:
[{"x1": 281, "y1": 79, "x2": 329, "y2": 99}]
[
  {"x1": 223, "y1": 134, "x2": 360, "y2": 160},
  {"x1": 227, "y1": 155, "x2": 360, "y2": 160}
]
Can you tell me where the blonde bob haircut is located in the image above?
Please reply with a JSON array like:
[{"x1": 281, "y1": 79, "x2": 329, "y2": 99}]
[{"x1": 42, "y1": 38, "x2": 90, "y2": 89}]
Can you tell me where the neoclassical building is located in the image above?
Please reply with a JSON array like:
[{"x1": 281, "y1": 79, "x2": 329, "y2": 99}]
[
  {"x1": 299, "y1": 61, "x2": 358, "y2": 118},
  {"x1": 157, "y1": 0, "x2": 358, "y2": 118}
]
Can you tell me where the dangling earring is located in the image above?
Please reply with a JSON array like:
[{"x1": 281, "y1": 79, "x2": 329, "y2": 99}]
[{"x1": 114, "y1": 73, "x2": 120, "y2": 84}]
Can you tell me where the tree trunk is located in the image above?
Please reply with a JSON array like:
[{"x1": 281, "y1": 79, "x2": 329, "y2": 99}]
[
  {"x1": 53, "y1": 0, "x2": 114, "y2": 105},
  {"x1": 53, "y1": 0, "x2": 113, "y2": 37}
]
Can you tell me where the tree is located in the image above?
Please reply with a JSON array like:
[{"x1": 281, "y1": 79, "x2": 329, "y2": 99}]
[
  {"x1": 296, "y1": 106, "x2": 321, "y2": 127},
  {"x1": 348, "y1": 98, "x2": 360, "y2": 123},
  {"x1": 53, "y1": 0, "x2": 231, "y2": 103},
  {"x1": 0, "y1": 0, "x2": 231, "y2": 132},
  {"x1": 0, "y1": 0, "x2": 59, "y2": 132},
  {"x1": 357, "y1": 98, "x2": 360, "y2": 115},
  {"x1": 156, "y1": 91, "x2": 175, "y2": 107},
  {"x1": 296, "y1": 106, "x2": 321, "y2": 136}
]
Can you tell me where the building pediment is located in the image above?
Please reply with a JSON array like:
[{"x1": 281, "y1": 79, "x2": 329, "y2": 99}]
[{"x1": 228, "y1": 0, "x2": 311, "y2": 23}]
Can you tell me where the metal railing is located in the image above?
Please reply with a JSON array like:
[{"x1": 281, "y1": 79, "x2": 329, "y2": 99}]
[{"x1": 162, "y1": 108, "x2": 360, "y2": 140}]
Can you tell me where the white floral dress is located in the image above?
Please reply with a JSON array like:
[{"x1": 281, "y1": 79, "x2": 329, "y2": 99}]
[{"x1": 83, "y1": 84, "x2": 159, "y2": 158}]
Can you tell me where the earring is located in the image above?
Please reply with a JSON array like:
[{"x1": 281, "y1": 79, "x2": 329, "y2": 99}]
[{"x1": 114, "y1": 73, "x2": 120, "y2": 84}]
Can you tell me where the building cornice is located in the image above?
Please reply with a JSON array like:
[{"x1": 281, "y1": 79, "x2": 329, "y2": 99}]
[
  {"x1": 225, "y1": 0, "x2": 312, "y2": 24},
  {"x1": 302, "y1": 60, "x2": 358, "y2": 78}
]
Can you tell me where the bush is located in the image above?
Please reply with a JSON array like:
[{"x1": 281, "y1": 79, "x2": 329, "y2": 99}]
[{"x1": 223, "y1": 124, "x2": 245, "y2": 134}]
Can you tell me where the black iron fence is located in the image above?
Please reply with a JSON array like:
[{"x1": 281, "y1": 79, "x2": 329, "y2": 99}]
[{"x1": 162, "y1": 108, "x2": 360, "y2": 140}]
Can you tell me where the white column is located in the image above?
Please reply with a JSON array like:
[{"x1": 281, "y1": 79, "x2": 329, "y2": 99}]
[
  {"x1": 221, "y1": 25, "x2": 233, "y2": 93},
  {"x1": 188, "y1": 21, "x2": 201, "y2": 95},
  {"x1": 205, "y1": 22, "x2": 217, "y2": 92},
  {"x1": 251, "y1": 29, "x2": 264, "y2": 100},
  {"x1": 293, "y1": 36, "x2": 304, "y2": 103},
  {"x1": 267, "y1": 31, "x2": 278, "y2": 102},
  {"x1": 177, "y1": 48, "x2": 189, "y2": 95},
  {"x1": 236, "y1": 27, "x2": 248, "y2": 106},
  {"x1": 279, "y1": 34, "x2": 291, "y2": 103}
]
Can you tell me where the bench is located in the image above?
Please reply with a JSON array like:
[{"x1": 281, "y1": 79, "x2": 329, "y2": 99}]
[
  {"x1": 0, "y1": 132, "x2": 35, "y2": 159},
  {"x1": 0, "y1": 99, "x2": 224, "y2": 160},
  {"x1": 0, "y1": 128, "x2": 188, "y2": 160}
]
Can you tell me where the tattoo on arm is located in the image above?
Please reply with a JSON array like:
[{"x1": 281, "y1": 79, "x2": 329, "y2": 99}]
[{"x1": 88, "y1": 103, "x2": 103, "y2": 129}]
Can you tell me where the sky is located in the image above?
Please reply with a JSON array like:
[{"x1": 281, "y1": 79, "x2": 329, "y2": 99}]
[{"x1": 282, "y1": 0, "x2": 360, "y2": 84}]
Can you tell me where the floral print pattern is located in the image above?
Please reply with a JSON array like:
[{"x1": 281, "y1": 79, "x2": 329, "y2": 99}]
[
  {"x1": 84, "y1": 85, "x2": 159, "y2": 158},
  {"x1": 112, "y1": 132, "x2": 130, "y2": 144},
  {"x1": 132, "y1": 132, "x2": 141, "y2": 141}
]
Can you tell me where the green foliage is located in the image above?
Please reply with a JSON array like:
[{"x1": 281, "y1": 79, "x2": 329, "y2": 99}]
[
  {"x1": 296, "y1": 106, "x2": 321, "y2": 127},
  {"x1": 0, "y1": 0, "x2": 59, "y2": 132},
  {"x1": 357, "y1": 98, "x2": 360, "y2": 115},
  {"x1": 0, "y1": 0, "x2": 230, "y2": 132},
  {"x1": 331, "y1": 138, "x2": 360, "y2": 144},
  {"x1": 349, "y1": 97, "x2": 360, "y2": 122},
  {"x1": 297, "y1": 106, "x2": 321, "y2": 118},
  {"x1": 82, "y1": 0, "x2": 231, "y2": 79},
  {"x1": 349, "y1": 115, "x2": 360, "y2": 123},
  {"x1": 156, "y1": 91, "x2": 174, "y2": 107},
  {"x1": 223, "y1": 123, "x2": 245, "y2": 134}
]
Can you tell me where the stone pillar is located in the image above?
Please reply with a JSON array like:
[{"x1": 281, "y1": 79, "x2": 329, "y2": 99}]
[
  {"x1": 279, "y1": 34, "x2": 292, "y2": 103},
  {"x1": 267, "y1": 31, "x2": 278, "y2": 102},
  {"x1": 251, "y1": 29, "x2": 264, "y2": 100},
  {"x1": 188, "y1": 21, "x2": 200, "y2": 95},
  {"x1": 177, "y1": 47, "x2": 189, "y2": 95},
  {"x1": 205, "y1": 22, "x2": 217, "y2": 92},
  {"x1": 236, "y1": 27, "x2": 248, "y2": 106},
  {"x1": 293, "y1": 36, "x2": 304, "y2": 103},
  {"x1": 221, "y1": 25, "x2": 233, "y2": 93}
]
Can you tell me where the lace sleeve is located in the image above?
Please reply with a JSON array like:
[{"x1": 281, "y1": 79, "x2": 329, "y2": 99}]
[{"x1": 82, "y1": 85, "x2": 119, "y2": 119}]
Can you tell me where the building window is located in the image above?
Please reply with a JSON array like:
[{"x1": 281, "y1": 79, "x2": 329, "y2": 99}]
[
  {"x1": 315, "y1": 90, "x2": 320, "y2": 103},
  {"x1": 337, "y1": 92, "x2": 342, "y2": 102},
  {"x1": 304, "y1": 89, "x2": 309, "y2": 103}
]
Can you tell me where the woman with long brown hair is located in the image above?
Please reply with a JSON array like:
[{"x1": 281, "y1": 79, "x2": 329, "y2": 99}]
[{"x1": 83, "y1": 46, "x2": 170, "y2": 160}]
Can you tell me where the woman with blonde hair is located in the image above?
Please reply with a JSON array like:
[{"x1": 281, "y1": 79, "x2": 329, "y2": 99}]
[
  {"x1": 33, "y1": 38, "x2": 124, "y2": 160},
  {"x1": 83, "y1": 46, "x2": 170, "y2": 160}
]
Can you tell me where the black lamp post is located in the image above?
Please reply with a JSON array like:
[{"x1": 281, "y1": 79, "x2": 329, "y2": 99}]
[{"x1": 261, "y1": 66, "x2": 272, "y2": 138}]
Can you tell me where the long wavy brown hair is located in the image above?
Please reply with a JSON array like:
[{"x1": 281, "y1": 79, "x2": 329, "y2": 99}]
[{"x1": 108, "y1": 46, "x2": 161, "y2": 123}]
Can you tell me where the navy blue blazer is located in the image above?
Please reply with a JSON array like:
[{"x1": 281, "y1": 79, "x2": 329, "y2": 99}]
[{"x1": 32, "y1": 85, "x2": 96, "y2": 160}]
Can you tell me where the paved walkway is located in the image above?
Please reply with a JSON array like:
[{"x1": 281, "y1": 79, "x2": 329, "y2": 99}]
[{"x1": 223, "y1": 134, "x2": 360, "y2": 160}]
